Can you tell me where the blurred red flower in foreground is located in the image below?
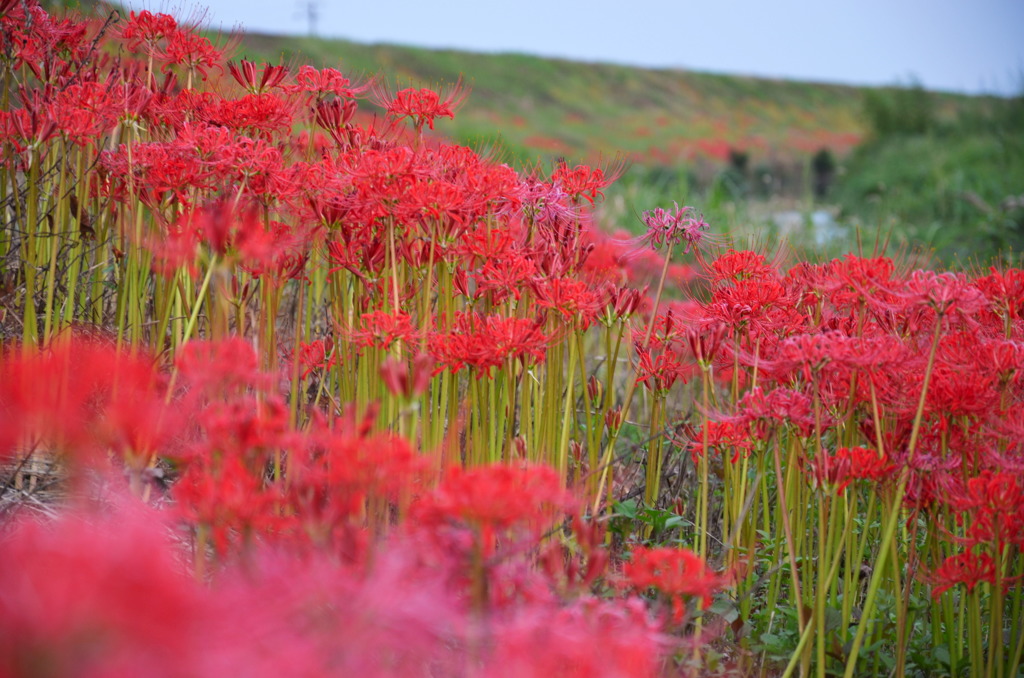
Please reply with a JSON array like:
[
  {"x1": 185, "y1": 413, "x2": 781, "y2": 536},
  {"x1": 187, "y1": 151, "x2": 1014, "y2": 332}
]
[{"x1": 414, "y1": 464, "x2": 574, "y2": 557}]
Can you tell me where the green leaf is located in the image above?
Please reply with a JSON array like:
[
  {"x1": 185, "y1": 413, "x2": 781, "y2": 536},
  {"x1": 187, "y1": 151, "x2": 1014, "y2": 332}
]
[
  {"x1": 611, "y1": 499, "x2": 638, "y2": 520},
  {"x1": 824, "y1": 607, "x2": 844, "y2": 633},
  {"x1": 708, "y1": 596, "x2": 739, "y2": 623}
]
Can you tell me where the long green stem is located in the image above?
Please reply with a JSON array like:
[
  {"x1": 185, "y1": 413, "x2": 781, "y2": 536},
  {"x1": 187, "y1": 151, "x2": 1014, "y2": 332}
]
[
  {"x1": 842, "y1": 317, "x2": 944, "y2": 678},
  {"x1": 591, "y1": 250, "x2": 673, "y2": 515}
]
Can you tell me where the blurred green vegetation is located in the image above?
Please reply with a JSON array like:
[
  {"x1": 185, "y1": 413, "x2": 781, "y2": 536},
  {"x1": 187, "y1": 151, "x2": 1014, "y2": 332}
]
[
  {"x1": 233, "y1": 32, "x2": 872, "y2": 165},
  {"x1": 834, "y1": 83, "x2": 1024, "y2": 265}
]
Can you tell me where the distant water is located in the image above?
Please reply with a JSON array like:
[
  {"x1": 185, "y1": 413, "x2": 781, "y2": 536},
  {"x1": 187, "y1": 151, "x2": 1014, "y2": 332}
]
[{"x1": 773, "y1": 209, "x2": 845, "y2": 245}]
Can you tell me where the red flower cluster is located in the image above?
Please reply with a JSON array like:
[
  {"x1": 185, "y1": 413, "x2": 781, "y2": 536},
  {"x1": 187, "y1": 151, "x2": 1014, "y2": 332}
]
[
  {"x1": 804, "y1": 446, "x2": 896, "y2": 496},
  {"x1": 414, "y1": 464, "x2": 573, "y2": 555},
  {"x1": 0, "y1": 339, "x2": 178, "y2": 467},
  {"x1": 372, "y1": 77, "x2": 467, "y2": 132},
  {"x1": 624, "y1": 546, "x2": 724, "y2": 624},
  {"x1": 430, "y1": 312, "x2": 551, "y2": 377}
]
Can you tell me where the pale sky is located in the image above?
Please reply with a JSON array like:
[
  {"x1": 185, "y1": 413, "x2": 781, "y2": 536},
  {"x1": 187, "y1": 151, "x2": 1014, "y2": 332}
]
[{"x1": 182, "y1": 0, "x2": 1023, "y2": 95}]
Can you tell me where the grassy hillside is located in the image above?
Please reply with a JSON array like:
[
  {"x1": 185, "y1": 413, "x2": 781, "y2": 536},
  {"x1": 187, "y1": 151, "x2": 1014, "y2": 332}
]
[{"x1": 234, "y1": 33, "x2": 887, "y2": 167}]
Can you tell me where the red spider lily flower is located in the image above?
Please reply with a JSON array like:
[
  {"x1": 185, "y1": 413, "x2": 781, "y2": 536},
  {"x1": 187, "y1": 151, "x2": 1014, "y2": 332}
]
[
  {"x1": 0, "y1": 498, "x2": 209, "y2": 677},
  {"x1": 409, "y1": 176, "x2": 477, "y2": 229},
  {"x1": 215, "y1": 93, "x2": 298, "y2": 141},
  {"x1": 246, "y1": 244, "x2": 310, "y2": 287},
  {"x1": 323, "y1": 114, "x2": 402, "y2": 153},
  {"x1": 292, "y1": 65, "x2": 370, "y2": 98},
  {"x1": 161, "y1": 28, "x2": 224, "y2": 82},
  {"x1": 900, "y1": 270, "x2": 986, "y2": 319},
  {"x1": 429, "y1": 312, "x2": 551, "y2": 378},
  {"x1": 414, "y1": 463, "x2": 574, "y2": 557},
  {"x1": 551, "y1": 159, "x2": 619, "y2": 205},
  {"x1": 988, "y1": 406, "x2": 1024, "y2": 470},
  {"x1": 723, "y1": 386, "x2": 820, "y2": 440},
  {"x1": 641, "y1": 202, "x2": 708, "y2": 253},
  {"x1": 146, "y1": 213, "x2": 200, "y2": 279},
  {"x1": 803, "y1": 446, "x2": 895, "y2": 496},
  {"x1": 710, "y1": 249, "x2": 779, "y2": 283},
  {"x1": 605, "y1": 407, "x2": 624, "y2": 433},
  {"x1": 288, "y1": 414, "x2": 426, "y2": 536},
  {"x1": 327, "y1": 236, "x2": 387, "y2": 282},
  {"x1": 540, "y1": 514, "x2": 610, "y2": 595},
  {"x1": 176, "y1": 200, "x2": 301, "y2": 268},
  {"x1": 927, "y1": 551, "x2": 997, "y2": 599},
  {"x1": 624, "y1": 546, "x2": 724, "y2": 624},
  {"x1": 347, "y1": 310, "x2": 420, "y2": 351},
  {"x1": 922, "y1": 363, "x2": 1000, "y2": 420},
  {"x1": 802, "y1": 448, "x2": 851, "y2": 495},
  {"x1": 456, "y1": 222, "x2": 515, "y2": 262},
  {"x1": 601, "y1": 283, "x2": 647, "y2": 324},
  {"x1": 227, "y1": 59, "x2": 289, "y2": 95},
  {"x1": 335, "y1": 145, "x2": 424, "y2": 223},
  {"x1": 237, "y1": 219, "x2": 312, "y2": 285},
  {"x1": 843, "y1": 446, "x2": 896, "y2": 482},
  {"x1": 380, "y1": 352, "x2": 434, "y2": 399},
  {"x1": 976, "y1": 337, "x2": 1024, "y2": 385},
  {"x1": 50, "y1": 81, "x2": 121, "y2": 146},
  {"x1": 945, "y1": 470, "x2": 1024, "y2": 551},
  {"x1": 785, "y1": 260, "x2": 833, "y2": 308},
  {"x1": 975, "y1": 266, "x2": 1024, "y2": 324},
  {"x1": 186, "y1": 199, "x2": 250, "y2": 256},
  {"x1": 634, "y1": 345, "x2": 693, "y2": 394},
  {"x1": 586, "y1": 375, "x2": 603, "y2": 404},
  {"x1": 686, "y1": 322, "x2": 727, "y2": 366},
  {"x1": 5, "y1": 89, "x2": 58, "y2": 164},
  {"x1": 688, "y1": 420, "x2": 754, "y2": 465},
  {"x1": 640, "y1": 309, "x2": 688, "y2": 348},
  {"x1": 488, "y1": 597, "x2": 665, "y2": 678},
  {"x1": 703, "y1": 276, "x2": 803, "y2": 340},
  {"x1": 173, "y1": 454, "x2": 289, "y2": 555},
  {"x1": 0, "y1": 338, "x2": 175, "y2": 466},
  {"x1": 175, "y1": 338, "x2": 268, "y2": 395},
  {"x1": 373, "y1": 77, "x2": 468, "y2": 131},
  {"x1": 1, "y1": 4, "x2": 88, "y2": 81},
  {"x1": 531, "y1": 276, "x2": 604, "y2": 328},
  {"x1": 822, "y1": 253, "x2": 897, "y2": 310},
  {"x1": 451, "y1": 268, "x2": 481, "y2": 300},
  {"x1": 118, "y1": 10, "x2": 177, "y2": 56},
  {"x1": 475, "y1": 255, "x2": 538, "y2": 304},
  {"x1": 517, "y1": 173, "x2": 578, "y2": 227},
  {"x1": 286, "y1": 339, "x2": 337, "y2": 379},
  {"x1": 313, "y1": 97, "x2": 359, "y2": 145},
  {"x1": 99, "y1": 131, "x2": 236, "y2": 207},
  {"x1": 756, "y1": 331, "x2": 872, "y2": 383},
  {"x1": 98, "y1": 380, "x2": 194, "y2": 467},
  {"x1": 192, "y1": 396, "x2": 291, "y2": 466}
]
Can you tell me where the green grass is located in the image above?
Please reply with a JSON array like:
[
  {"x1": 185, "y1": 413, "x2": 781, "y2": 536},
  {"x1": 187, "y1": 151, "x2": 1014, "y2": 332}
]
[
  {"x1": 834, "y1": 95, "x2": 1024, "y2": 265},
  {"x1": 231, "y1": 32, "x2": 882, "y2": 163}
]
